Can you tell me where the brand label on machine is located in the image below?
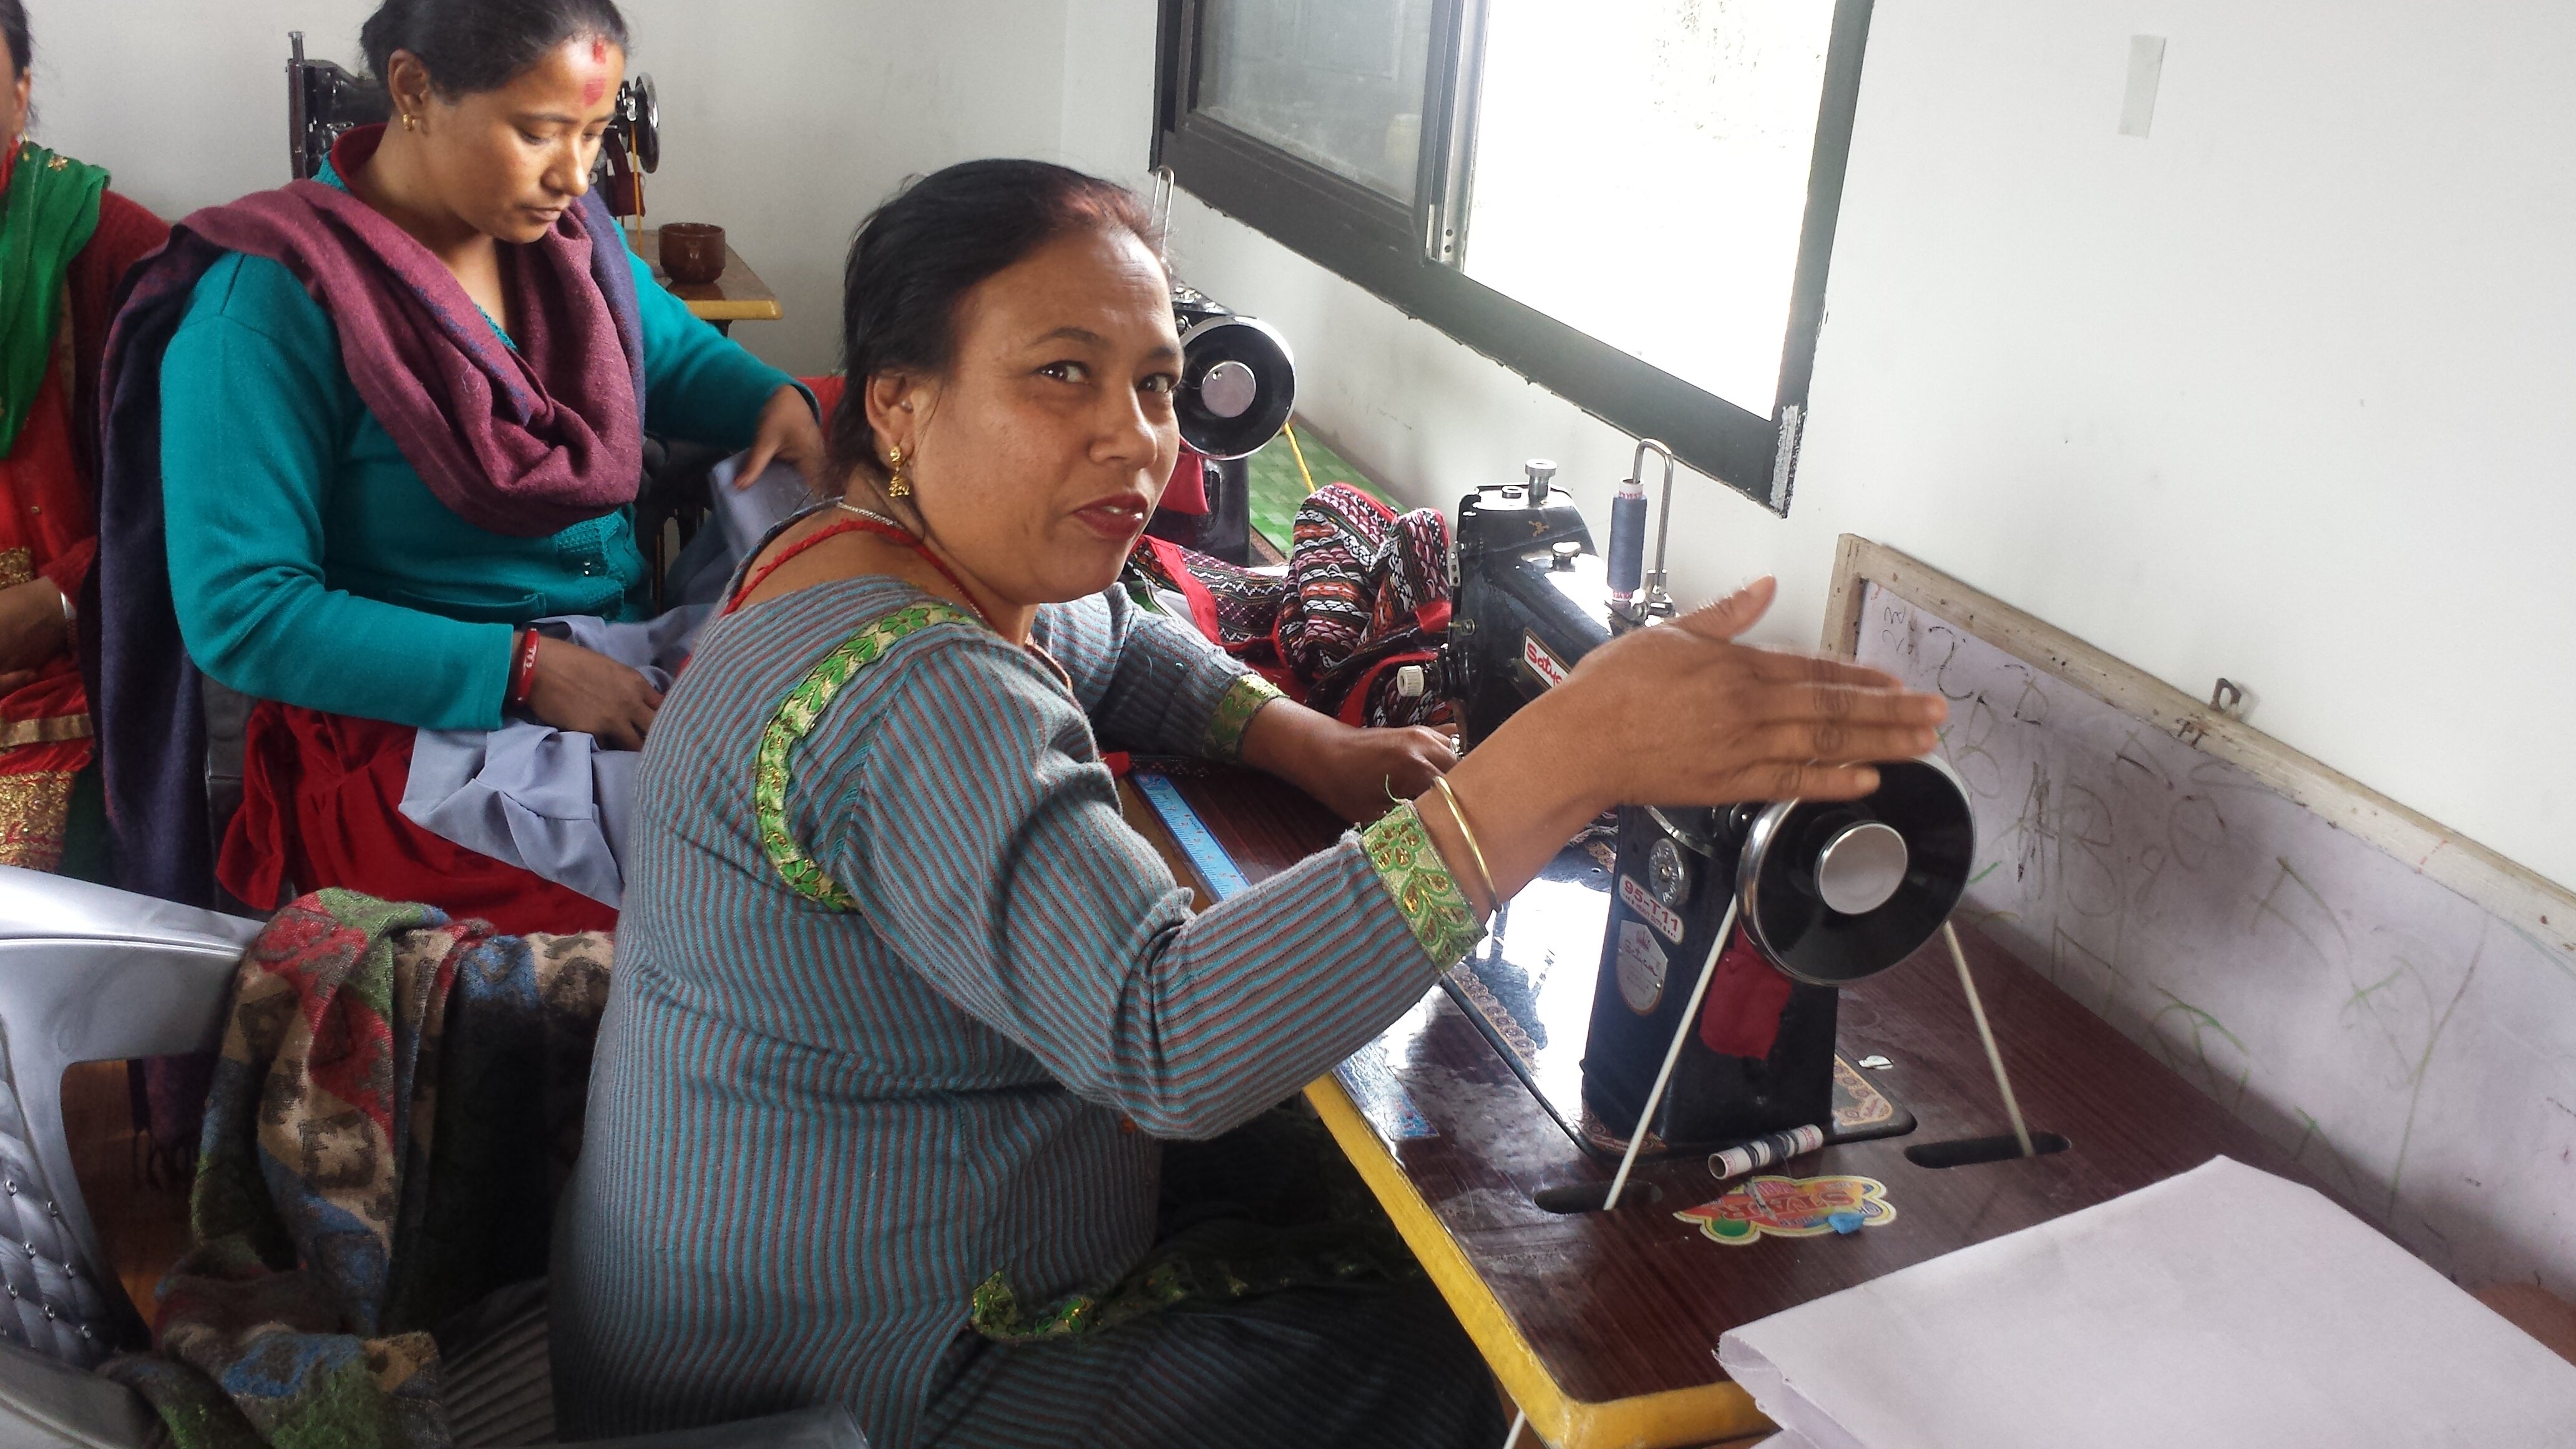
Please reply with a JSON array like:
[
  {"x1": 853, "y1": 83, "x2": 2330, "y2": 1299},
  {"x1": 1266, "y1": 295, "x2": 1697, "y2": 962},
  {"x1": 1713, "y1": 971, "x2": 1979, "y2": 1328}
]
[
  {"x1": 1521, "y1": 632, "x2": 1571, "y2": 689},
  {"x1": 1619, "y1": 874, "x2": 1686, "y2": 945},
  {"x1": 1614, "y1": 920, "x2": 1668, "y2": 1014}
]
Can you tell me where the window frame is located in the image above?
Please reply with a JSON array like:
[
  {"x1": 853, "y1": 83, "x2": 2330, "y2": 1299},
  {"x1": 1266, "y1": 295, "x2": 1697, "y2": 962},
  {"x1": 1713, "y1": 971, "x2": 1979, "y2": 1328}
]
[{"x1": 1153, "y1": 0, "x2": 1877, "y2": 515}]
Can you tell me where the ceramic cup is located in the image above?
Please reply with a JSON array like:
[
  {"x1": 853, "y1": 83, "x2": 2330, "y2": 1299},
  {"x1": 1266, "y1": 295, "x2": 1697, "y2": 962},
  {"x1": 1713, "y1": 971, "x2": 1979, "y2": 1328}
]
[{"x1": 659, "y1": 223, "x2": 728, "y2": 285}]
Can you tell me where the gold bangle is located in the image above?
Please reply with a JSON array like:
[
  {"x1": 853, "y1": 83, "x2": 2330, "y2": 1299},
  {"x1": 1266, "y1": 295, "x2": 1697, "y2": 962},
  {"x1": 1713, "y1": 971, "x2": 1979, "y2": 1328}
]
[{"x1": 1428, "y1": 774, "x2": 1498, "y2": 910}]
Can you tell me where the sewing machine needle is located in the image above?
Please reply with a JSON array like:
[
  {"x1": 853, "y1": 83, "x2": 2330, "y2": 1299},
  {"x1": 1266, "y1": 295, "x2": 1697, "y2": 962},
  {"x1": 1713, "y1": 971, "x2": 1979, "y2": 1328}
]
[{"x1": 1943, "y1": 920, "x2": 2036, "y2": 1158}]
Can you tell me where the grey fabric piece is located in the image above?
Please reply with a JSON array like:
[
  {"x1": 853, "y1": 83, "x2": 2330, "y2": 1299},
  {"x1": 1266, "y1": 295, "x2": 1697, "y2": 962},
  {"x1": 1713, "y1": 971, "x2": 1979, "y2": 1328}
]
[
  {"x1": 0, "y1": 1340, "x2": 160, "y2": 1448},
  {"x1": 665, "y1": 456, "x2": 817, "y2": 610},
  {"x1": 401, "y1": 608, "x2": 707, "y2": 908},
  {"x1": 399, "y1": 454, "x2": 808, "y2": 909}
]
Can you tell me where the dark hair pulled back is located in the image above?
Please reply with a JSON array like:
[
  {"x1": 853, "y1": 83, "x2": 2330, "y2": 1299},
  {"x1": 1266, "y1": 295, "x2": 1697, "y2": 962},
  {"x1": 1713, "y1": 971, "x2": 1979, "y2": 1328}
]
[
  {"x1": 360, "y1": 0, "x2": 630, "y2": 97},
  {"x1": 1, "y1": 1, "x2": 30, "y2": 81},
  {"x1": 832, "y1": 159, "x2": 1160, "y2": 485}
]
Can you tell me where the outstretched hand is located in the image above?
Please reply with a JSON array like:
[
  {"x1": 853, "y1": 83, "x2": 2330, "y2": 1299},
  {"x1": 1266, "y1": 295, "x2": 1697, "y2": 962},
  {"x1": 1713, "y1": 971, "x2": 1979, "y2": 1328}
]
[
  {"x1": 1559, "y1": 576, "x2": 1941, "y2": 809},
  {"x1": 1419, "y1": 577, "x2": 1948, "y2": 916}
]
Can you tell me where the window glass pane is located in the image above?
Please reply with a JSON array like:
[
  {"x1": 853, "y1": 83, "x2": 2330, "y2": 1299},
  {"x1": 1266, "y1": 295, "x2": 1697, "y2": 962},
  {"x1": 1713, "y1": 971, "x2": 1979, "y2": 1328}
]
[
  {"x1": 1461, "y1": 0, "x2": 1837, "y2": 414},
  {"x1": 1199, "y1": 0, "x2": 1437, "y2": 204}
]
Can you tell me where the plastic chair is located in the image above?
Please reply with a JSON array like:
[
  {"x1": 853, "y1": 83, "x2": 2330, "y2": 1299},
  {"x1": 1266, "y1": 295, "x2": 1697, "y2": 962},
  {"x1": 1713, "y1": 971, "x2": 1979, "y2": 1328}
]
[{"x1": 0, "y1": 866, "x2": 865, "y2": 1448}]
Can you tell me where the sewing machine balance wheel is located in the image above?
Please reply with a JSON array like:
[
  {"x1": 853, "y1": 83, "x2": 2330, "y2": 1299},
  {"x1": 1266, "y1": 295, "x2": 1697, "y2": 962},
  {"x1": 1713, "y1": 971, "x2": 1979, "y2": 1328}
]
[
  {"x1": 626, "y1": 74, "x2": 660, "y2": 172},
  {"x1": 1737, "y1": 755, "x2": 1977, "y2": 987}
]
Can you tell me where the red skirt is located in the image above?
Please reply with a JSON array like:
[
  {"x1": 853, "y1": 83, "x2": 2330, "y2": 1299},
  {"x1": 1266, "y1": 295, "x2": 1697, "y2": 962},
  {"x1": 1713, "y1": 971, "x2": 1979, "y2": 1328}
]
[{"x1": 219, "y1": 702, "x2": 618, "y2": 937}]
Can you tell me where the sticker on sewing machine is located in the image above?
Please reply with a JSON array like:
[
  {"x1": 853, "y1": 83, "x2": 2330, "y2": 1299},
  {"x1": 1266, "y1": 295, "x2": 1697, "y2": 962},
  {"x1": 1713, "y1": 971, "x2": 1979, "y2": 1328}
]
[
  {"x1": 1676, "y1": 1174, "x2": 1897, "y2": 1246},
  {"x1": 1614, "y1": 920, "x2": 1668, "y2": 1013},
  {"x1": 1619, "y1": 874, "x2": 1686, "y2": 945},
  {"x1": 1521, "y1": 632, "x2": 1571, "y2": 690}
]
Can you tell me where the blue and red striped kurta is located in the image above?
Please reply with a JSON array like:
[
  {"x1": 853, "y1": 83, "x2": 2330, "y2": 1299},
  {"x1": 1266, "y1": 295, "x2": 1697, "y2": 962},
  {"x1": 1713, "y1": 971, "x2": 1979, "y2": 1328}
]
[{"x1": 551, "y1": 577, "x2": 1481, "y2": 1446}]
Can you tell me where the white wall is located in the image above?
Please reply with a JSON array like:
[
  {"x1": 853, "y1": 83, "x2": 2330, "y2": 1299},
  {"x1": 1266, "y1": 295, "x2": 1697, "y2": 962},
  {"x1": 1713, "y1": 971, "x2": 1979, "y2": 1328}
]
[
  {"x1": 27, "y1": 0, "x2": 2573, "y2": 897},
  {"x1": 1160, "y1": 1, "x2": 2576, "y2": 894},
  {"x1": 26, "y1": 0, "x2": 1092, "y2": 376}
]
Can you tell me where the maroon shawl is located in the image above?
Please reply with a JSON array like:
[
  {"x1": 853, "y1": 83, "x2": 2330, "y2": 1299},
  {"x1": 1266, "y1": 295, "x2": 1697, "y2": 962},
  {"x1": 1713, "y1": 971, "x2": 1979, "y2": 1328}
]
[{"x1": 175, "y1": 125, "x2": 645, "y2": 537}]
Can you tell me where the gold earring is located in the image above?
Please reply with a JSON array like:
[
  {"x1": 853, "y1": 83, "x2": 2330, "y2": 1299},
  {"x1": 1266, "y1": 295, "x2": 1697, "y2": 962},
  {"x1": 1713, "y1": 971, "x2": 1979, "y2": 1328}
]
[
  {"x1": 886, "y1": 446, "x2": 910, "y2": 499},
  {"x1": 401, "y1": 112, "x2": 417, "y2": 132}
]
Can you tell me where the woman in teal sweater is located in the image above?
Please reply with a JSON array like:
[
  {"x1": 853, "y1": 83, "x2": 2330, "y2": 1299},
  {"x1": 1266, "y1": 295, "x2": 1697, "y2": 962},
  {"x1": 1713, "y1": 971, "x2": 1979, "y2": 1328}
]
[{"x1": 146, "y1": 0, "x2": 816, "y2": 929}]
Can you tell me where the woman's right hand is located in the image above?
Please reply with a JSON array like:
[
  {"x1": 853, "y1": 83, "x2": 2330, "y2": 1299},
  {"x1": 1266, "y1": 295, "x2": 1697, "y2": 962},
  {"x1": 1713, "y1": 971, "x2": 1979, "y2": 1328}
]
[
  {"x1": 525, "y1": 637, "x2": 664, "y2": 751},
  {"x1": 1423, "y1": 578, "x2": 1947, "y2": 915},
  {"x1": 1547, "y1": 577, "x2": 1943, "y2": 812}
]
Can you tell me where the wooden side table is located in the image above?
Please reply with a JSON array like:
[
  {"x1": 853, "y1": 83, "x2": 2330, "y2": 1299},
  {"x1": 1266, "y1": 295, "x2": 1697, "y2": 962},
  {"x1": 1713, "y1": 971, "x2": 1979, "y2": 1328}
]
[{"x1": 633, "y1": 225, "x2": 783, "y2": 334}]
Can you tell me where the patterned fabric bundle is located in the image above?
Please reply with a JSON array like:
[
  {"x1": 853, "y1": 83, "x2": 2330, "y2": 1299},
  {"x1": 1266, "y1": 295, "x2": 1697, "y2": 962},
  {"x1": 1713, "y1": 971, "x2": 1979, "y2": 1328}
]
[
  {"x1": 102, "y1": 890, "x2": 613, "y2": 1449},
  {"x1": 1126, "y1": 482, "x2": 1452, "y2": 729}
]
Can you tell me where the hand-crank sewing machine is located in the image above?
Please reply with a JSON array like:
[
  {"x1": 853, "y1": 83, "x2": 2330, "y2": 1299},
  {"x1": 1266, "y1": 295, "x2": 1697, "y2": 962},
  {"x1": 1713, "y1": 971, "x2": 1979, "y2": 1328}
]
[{"x1": 1444, "y1": 447, "x2": 1978, "y2": 1160}]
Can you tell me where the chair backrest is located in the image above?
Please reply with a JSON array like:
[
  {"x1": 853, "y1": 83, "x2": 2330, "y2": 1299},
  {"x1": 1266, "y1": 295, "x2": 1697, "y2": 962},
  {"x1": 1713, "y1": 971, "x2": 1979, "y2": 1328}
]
[
  {"x1": 287, "y1": 31, "x2": 391, "y2": 182},
  {"x1": 0, "y1": 869, "x2": 258, "y2": 1365}
]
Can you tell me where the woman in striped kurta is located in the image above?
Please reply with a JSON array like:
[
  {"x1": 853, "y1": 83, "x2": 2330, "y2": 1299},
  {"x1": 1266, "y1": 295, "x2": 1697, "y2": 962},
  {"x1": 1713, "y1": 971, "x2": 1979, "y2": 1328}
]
[{"x1": 552, "y1": 160, "x2": 1948, "y2": 1448}]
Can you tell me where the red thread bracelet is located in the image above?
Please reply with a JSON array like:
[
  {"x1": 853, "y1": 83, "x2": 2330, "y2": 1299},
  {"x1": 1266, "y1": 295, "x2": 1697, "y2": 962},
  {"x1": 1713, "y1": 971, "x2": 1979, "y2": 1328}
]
[{"x1": 507, "y1": 629, "x2": 542, "y2": 707}]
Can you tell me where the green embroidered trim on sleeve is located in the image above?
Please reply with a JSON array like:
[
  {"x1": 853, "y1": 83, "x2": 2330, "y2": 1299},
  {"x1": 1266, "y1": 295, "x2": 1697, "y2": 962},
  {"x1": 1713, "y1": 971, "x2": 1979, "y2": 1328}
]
[
  {"x1": 1359, "y1": 801, "x2": 1485, "y2": 970},
  {"x1": 1203, "y1": 671, "x2": 1283, "y2": 761},
  {"x1": 756, "y1": 602, "x2": 980, "y2": 909}
]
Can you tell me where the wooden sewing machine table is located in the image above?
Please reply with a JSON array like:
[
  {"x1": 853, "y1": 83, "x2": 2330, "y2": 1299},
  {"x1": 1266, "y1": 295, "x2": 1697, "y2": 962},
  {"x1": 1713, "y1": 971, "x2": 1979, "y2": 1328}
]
[
  {"x1": 1118, "y1": 764, "x2": 2303, "y2": 1449},
  {"x1": 635, "y1": 226, "x2": 783, "y2": 334}
]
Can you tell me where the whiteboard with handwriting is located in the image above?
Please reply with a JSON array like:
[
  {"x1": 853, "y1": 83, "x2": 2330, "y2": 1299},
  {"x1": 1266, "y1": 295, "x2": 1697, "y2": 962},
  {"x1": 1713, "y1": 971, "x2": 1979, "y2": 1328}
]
[{"x1": 1858, "y1": 582, "x2": 2576, "y2": 1294}]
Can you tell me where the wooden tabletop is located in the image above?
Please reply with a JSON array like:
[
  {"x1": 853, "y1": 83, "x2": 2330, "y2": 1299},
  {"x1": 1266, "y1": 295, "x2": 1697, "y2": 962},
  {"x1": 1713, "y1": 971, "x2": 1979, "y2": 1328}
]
[
  {"x1": 1119, "y1": 763, "x2": 2305, "y2": 1449},
  {"x1": 633, "y1": 225, "x2": 783, "y2": 323}
]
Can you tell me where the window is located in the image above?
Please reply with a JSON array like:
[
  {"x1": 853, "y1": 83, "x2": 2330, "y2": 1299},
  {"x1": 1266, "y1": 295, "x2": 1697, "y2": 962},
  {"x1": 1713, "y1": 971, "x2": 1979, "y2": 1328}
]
[{"x1": 1155, "y1": 0, "x2": 1876, "y2": 514}]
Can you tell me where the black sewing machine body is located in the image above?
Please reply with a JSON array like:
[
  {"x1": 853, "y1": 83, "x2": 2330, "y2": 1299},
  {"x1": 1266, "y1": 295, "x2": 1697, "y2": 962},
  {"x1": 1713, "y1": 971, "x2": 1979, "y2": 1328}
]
[
  {"x1": 1582, "y1": 804, "x2": 1844, "y2": 1149},
  {"x1": 1446, "y1": 465, "x2": 1969, "y2": 1158},
  {"x1": 1448, "y1": 476, "x2": 1617, "y2": 748}
]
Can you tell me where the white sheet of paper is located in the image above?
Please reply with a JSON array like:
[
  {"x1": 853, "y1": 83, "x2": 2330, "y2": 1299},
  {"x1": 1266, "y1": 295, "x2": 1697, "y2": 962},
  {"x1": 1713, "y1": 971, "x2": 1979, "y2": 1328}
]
[{"x1": 1716, "y1": 1157, "x2": 2576, "y2": 1449}]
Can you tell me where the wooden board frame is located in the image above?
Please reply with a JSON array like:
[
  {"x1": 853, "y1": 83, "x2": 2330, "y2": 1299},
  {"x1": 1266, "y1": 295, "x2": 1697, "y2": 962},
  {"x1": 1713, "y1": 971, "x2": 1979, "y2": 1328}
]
[{"x1": 1823, "y1": 534, "x2": 2576, "y2": 965}]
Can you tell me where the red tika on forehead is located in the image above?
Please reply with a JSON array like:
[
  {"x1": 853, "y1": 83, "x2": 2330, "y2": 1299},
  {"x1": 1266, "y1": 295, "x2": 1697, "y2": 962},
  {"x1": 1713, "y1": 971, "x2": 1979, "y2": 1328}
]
[{"x1": 580, "y1": 37, "x2": 611, "y2": 104}]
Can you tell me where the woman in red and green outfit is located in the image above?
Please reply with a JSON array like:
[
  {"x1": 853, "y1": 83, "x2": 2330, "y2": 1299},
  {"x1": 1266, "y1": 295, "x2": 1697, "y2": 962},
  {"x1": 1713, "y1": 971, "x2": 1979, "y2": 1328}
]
[{"x1": 0, "y1": 0, "x2": 167, "y2": 876}]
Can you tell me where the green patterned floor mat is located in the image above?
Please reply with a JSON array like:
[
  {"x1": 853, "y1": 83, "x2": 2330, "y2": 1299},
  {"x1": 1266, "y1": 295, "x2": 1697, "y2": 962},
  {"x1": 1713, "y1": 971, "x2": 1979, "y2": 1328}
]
[{"x1": 1246, "y1": 426, "x2": 1393, "y2": 556}]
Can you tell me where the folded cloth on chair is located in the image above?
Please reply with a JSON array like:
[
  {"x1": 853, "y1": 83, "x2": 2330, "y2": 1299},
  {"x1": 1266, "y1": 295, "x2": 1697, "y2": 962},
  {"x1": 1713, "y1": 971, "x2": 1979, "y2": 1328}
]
[{"x1": 100, "y1": 889, "x2": 613, "y2": 1449}]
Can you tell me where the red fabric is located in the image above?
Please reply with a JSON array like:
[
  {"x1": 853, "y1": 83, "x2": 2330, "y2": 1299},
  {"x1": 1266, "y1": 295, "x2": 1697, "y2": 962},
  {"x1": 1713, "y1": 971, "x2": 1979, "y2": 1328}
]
[
  {"x1": 1161, "y1": 444, "x2": 1210, "y2": 515},
  {"x1": 220, "y1": 701, "x2": 617, "y2": 937},
  {"x1": 1698, "y1": 925, "x2": 1797, "y2": 1060},
  {"x1": 1133, "y1": 535, "x2": 1225, "y2": 644},
  {"x1": 0, "y1": 368, "x2": 94, "y2": 768},
  {"x1": 0, "y1": 182, "x2": 159, "y2": 795},
  {"x1": 803, "y1": 374, "x2": 846, "y2": 427}
]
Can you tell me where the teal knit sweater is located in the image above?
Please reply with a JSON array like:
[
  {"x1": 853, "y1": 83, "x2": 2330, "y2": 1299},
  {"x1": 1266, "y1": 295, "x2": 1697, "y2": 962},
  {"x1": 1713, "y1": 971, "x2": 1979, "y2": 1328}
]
[{"x1": 160, "y1": 166, "x2": 799, "y2": 731}]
